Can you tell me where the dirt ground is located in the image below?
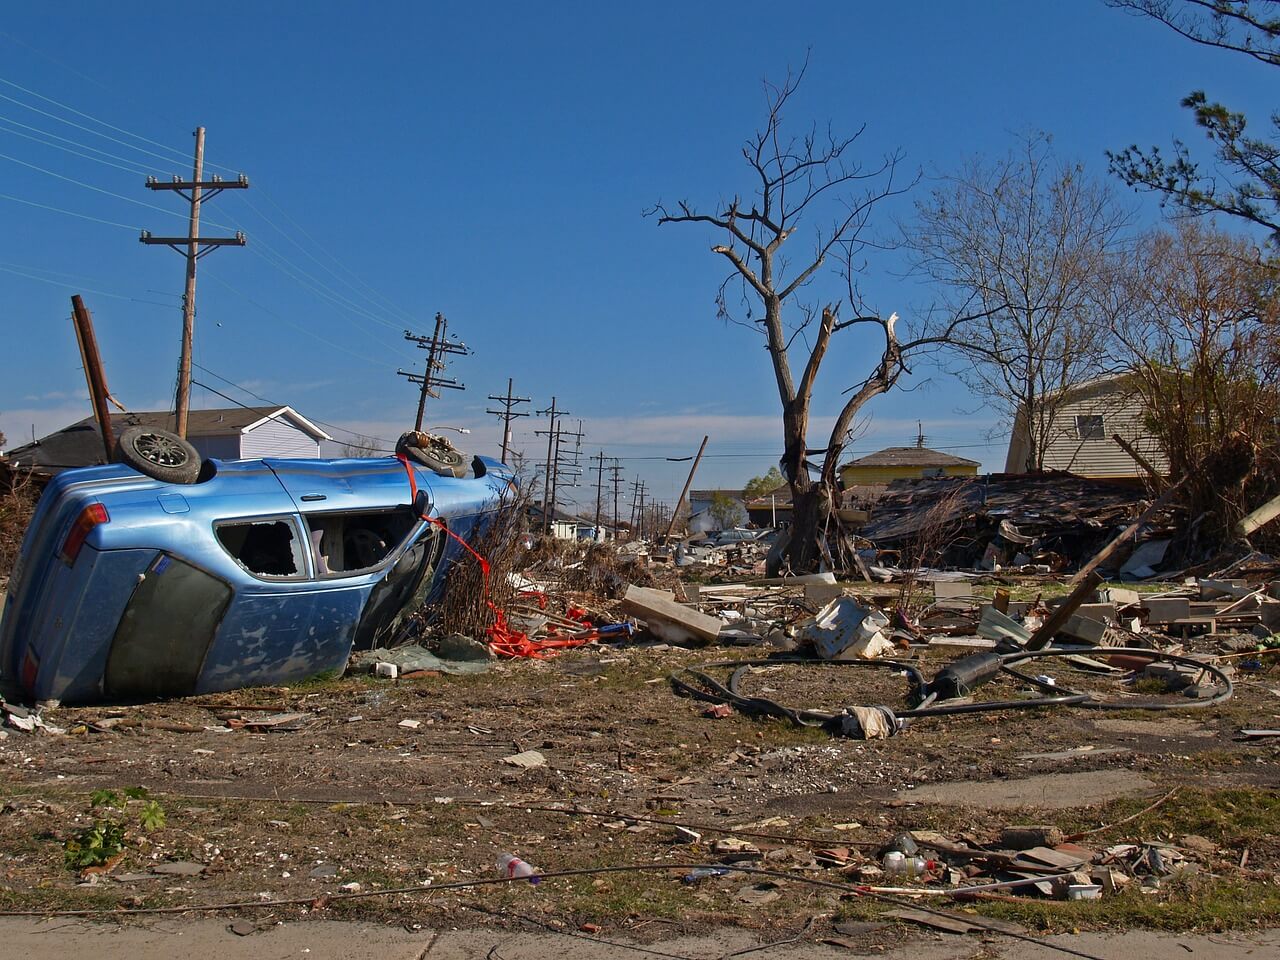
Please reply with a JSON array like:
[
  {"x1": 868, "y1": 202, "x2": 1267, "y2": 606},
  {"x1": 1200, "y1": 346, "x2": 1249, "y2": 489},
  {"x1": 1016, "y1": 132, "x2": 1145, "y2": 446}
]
[{"x1": 0, "y1": 632, "x2": 1277, "y2": 957}]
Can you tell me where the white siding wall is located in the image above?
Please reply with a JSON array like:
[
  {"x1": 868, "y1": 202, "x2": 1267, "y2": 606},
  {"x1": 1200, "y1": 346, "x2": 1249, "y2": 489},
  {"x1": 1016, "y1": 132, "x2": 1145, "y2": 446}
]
[
  {"x1": 191, "y1": 436, "x2": 241, "y2": 460},
  {"x1": 239, "y1": 416, "x2": 322, "y2": 459},
  {"x1": 1040, "y1": 389, "x2": 1169, "y2": 479}
]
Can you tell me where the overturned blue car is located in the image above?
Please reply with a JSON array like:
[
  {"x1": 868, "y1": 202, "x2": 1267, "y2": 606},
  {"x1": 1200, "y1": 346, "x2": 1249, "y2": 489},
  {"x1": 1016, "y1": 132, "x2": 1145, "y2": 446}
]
[{"x1": 1, "y1": 427, "x2": 512, "y2": 704}]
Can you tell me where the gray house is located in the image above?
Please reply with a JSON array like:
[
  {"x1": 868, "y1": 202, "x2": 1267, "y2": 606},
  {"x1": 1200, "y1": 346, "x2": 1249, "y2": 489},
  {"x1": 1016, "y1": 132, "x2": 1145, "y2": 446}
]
[{"x1": 5, "y1": 406, "x2": 333, "y2": 475}]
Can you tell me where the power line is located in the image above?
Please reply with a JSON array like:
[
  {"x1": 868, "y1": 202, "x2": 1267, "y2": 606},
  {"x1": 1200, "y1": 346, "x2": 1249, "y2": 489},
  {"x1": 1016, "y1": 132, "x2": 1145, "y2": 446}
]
[
  {"x1": 0, "y1": 191, "x2": 138, "y2": 229},
  {"x1": 189, "y1": 362, "x2": 396, "y2": 446},
  {"x1": 0, "y1": 75, "x2": 419, "y2": 355},
  {"x1": 0, "y1": 149, "x2": 237, "y2": 228},
  {"x1": 242, "y1": 193, "x2": 418, "y2": 330},
  {"x1": 0, "y1": 77, "x2": 203, "y2": 169},
  {"x1": 0, "y1": 263, "x2": 173, "y2": 306},
  {"x1": 0, "y1": 114, "x2": 155, "y2": 175},
  {"x1": 204, "y1": 272, "x2": 402, "y2": 368}
]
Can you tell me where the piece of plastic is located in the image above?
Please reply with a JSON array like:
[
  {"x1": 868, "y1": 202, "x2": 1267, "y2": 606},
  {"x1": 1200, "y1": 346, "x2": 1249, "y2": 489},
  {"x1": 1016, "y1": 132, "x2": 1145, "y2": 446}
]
[
  {"x1": 497, "y1": 852, "x2": 540, "y2": 884},
  {"x1": 881, "y1": 852, "x2": 935, "y2": 878},
  {"x1": 682, "y1": 867, "x2": 729, "y2": 884}
]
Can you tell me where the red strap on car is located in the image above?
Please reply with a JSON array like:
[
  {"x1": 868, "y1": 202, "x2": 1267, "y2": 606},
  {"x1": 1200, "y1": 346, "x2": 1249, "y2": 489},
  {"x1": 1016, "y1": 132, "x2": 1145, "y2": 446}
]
[{"x1": 395, "y1": 454, "x2": 596, "y2": 659}]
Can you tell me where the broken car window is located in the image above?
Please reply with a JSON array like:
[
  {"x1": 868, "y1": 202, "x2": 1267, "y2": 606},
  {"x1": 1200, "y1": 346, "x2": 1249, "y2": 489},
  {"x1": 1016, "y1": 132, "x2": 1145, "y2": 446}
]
[
  {"x1": 215, "y1": 518, "x2": 307, "y2": 578},
  {"x1": 303, "y1": 508, "x2": 419, "y2": 576}
]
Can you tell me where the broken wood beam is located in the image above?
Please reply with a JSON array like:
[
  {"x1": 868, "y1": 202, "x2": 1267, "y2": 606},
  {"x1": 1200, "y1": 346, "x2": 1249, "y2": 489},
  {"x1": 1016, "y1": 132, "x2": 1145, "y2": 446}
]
[
  {"x1": 1025, "y1": 570, "x2": 1103, "y2": 650},
  {"x1": 1237, "y1": 491, "x2": 1280, "y2": 538},
  {"x1": 1111, "y1": 433, "x2": 1165, "y2": 490},
  {"x1": 1068, "y1": 477, "x2": 1185, "y2": 586}
]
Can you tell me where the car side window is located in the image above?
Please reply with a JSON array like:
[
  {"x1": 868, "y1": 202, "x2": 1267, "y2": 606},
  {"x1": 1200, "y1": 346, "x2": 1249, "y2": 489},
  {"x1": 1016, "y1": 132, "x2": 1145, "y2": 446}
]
[
  {"x1": 303, "y1": 507, "x2": 419, "y2": 577},
  {"x1": 215, "y1": 517, "x2": 308, "y2": 579}
]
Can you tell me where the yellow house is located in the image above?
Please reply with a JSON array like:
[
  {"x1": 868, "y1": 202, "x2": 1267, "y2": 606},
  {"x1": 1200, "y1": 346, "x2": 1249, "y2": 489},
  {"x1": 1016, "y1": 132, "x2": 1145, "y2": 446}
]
[{"x1": 838, "y1": 444, "x2": 980, "y2": 487}]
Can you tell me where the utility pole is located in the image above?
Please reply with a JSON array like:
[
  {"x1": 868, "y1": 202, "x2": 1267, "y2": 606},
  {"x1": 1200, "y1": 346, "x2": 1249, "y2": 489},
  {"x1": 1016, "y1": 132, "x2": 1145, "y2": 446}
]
[
  {"x1": 628, "y1": 478, "x2": 642, "y2": 538},
  {"x1": 534, "y1": 397, "x2": 567, "y2": 532},
  {"x1": 637, "y1": 481, "x2": 648, "y2": 540},
  {"x1": 486, "y1": 377, "x2": 530, "y2": 464},
  {"x1": 70, "y1": 295, "x2": 115, "y2": 461},
  {"x1": 592, "y1": 450, "x2": 607, "y2": 531},
  {"x1": 549, "y1": 419, "x2": 585, "y2": 528},
  {"x1": 609, "y1": 459, "x2": 624, "y2": 529},
  {"x1": 664, "y1": 434, "x2": 709, "y2": 542},
  {"x1": 398, "y1": 312, "x2": 467, "y2": 430},
  {"x1": 141, "y1": 127, "x2": 248, "y2": 438}
]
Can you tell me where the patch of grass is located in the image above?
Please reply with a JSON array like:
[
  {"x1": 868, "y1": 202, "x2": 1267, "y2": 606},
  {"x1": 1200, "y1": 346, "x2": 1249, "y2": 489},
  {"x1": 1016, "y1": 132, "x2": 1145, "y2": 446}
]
[
  {"x1": 1055, "y1": 787, "x2": 1280, "y2": 845},
  {"x1": 972, "y1": 877, "x2": 1280, "y2": 933}
]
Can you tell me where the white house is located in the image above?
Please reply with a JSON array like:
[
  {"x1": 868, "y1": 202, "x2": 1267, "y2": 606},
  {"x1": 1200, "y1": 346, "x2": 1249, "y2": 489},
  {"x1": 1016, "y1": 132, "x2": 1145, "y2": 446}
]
[
  {"x1": 1004, "y1": 375, "x2": 1168, "y2": 480},
  {"x1": 5, "y1": 406, "x2": 333, "y2": 474}
]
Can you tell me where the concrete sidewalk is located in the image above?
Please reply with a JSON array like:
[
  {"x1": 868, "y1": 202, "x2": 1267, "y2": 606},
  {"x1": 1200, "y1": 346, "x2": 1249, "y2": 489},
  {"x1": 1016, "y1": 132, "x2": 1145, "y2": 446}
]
[{"x1": 1, "y1": 917, "x2": 1277, "y2": 960}]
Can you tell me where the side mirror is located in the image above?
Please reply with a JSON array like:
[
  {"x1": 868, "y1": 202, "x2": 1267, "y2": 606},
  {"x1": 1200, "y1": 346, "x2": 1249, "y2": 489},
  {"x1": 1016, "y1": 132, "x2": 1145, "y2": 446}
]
[{"x1": 413, "y1": 489, "x2": 431, "y2": 519}]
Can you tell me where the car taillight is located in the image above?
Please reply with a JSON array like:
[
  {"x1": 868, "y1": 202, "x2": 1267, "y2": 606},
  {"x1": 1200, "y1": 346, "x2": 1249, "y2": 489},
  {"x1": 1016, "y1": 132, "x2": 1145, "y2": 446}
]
[
  {"x1": 19, "y1": 647, "x2": 39, "y2": 693},
  {"x1": 59, "y1": 503, "x2": 109, "y2": 564}
]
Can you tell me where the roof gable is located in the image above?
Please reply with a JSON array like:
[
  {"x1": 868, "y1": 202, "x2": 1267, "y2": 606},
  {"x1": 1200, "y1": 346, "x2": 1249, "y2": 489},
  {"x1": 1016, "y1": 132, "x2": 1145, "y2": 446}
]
[{"x1": 842, "y1": 446, "x2": 980, "y2": 469}]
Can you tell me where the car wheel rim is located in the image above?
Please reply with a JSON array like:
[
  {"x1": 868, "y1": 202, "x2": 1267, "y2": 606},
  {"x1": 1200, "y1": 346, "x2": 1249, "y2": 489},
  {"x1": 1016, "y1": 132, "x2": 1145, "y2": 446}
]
[{"x1": 134, "y1": 432, "x2": 189, "y2": 467}]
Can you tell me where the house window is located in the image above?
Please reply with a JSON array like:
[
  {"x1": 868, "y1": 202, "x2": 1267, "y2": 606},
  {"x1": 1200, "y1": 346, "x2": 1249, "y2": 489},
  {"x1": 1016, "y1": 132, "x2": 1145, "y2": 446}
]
[{"x1": 1075, "y1": 415, "x2": 1104, "y2": 440}]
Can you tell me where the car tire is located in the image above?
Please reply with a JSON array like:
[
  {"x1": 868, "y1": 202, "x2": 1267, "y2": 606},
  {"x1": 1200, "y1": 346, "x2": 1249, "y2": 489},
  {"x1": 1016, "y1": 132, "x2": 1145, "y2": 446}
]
[
  {"x1": 395, "y1": 431, "x2": 469, "y2": 479},
  {"x1": 115, "y1": 425, "x2": 202, "y2": 484}
]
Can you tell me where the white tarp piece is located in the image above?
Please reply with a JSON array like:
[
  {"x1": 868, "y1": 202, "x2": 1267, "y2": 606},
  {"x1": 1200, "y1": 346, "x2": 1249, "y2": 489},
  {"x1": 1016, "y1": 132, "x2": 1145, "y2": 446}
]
[
  {"x1": 1119, "y1": 539, "x2": 1171, "y2": 579},
  {"x1": 804, "y1": 598, "x2": 894, "y2": 659}
]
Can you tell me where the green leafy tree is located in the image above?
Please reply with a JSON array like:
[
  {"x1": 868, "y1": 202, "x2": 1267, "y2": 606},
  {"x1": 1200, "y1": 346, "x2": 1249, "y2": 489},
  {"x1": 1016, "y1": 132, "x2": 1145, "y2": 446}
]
[
  {"x1": 743, "y1": 467, "x2": 785, "y2": 501},
  {"x1": 1107, "y1": 1, "x2": 1280, "y2": 244},
  {"x1": 709, "y1": 492, "x2": 745, "y2": 530}
]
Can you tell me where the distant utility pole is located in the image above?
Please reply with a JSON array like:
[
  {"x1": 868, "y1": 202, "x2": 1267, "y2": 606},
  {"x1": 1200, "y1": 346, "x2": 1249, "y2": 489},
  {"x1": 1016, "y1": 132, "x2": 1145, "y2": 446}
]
[
  {"x1": 550, "y1": 419, "x2": 585, "y2": 526},
  {"x1": 609, "y1": 459, "x2": 624, "y2": 528},
  {"x1": 592, "y1": 450, "x2": 607, "y2": 529},
  {"x1": 398, "y1": 312, "x2": 468, "y2": 431},
  {"x1": 636, "y1": 481, "x2": 648, "y2": 540},
  {"x1": 141, "y1": 126, "x2": 248, "y2": 438},
  {"x1": 534, "y1": 397, "x2": 567, "y2": 532},
  {"x1": 486, "y1": 377, "x2": 530, "y2": 464},
  {"x1": 664, "y1": 434, "x2": 709, "y2": 541},
  {"x1": 629, "y1": 478, "x2": 642, "y2": 532}
]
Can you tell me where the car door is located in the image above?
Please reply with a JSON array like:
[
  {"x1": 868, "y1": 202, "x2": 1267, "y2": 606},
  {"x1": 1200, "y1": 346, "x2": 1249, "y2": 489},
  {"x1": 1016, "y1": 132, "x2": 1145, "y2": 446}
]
[{"x1": 265, "y1": 457, "x2": 443, "y2": 649}]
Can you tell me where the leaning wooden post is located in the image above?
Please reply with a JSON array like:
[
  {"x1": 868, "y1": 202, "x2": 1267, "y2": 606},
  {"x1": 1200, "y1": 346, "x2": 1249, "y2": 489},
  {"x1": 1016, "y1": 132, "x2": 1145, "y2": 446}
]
[
  {"x1": 70, "y1": 295, "x2": 115, "y2": 462},
  {"x1": 1067, "y1": 478, "x2": 1186, "y2": 587}
]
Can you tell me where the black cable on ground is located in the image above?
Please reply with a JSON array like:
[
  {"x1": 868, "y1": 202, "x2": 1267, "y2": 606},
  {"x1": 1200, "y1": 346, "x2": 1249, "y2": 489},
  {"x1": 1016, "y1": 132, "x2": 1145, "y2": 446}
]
[{"x1": 670, "y1": 646, "x2": 1234, "y2": 733}]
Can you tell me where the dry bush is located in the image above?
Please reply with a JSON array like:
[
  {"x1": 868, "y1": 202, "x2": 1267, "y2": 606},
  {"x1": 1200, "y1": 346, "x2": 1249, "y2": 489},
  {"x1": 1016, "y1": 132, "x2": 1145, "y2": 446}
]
[
  {"x1": 0, "y1": 469, "x2": 40, "y2": 581},
  {"x1": 893, "y1": 482, "x2": 971, "y2": 619},
  {"x1": 434, "y1": 487, "x2": 530, "y2": 639},
  {"x1": 556, "y1": 542, "x2": 658, "y2": 598}
]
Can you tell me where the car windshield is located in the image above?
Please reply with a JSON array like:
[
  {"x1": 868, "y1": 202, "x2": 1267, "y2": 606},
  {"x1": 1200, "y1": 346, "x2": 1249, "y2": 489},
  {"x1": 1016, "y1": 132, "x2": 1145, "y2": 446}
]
[{"x1": 304, "y1": 507, "x2": 420, "y2": 576}]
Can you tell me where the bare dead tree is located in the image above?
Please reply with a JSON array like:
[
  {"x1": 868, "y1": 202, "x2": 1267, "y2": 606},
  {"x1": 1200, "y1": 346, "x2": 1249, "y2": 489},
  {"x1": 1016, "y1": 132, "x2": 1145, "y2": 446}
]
[
  {"x1": 1107, "y1": 220, "x2": 1280, "y2": 556},
  {"x1": 650, "y1": 65, "x2": 992, "y2": 572},
  {"x1": 910, "y1": 132, "x2": 1131, "y2": 471},
  {"x1": 339, "y1": 434, "x2": 382, "y2": 458}
]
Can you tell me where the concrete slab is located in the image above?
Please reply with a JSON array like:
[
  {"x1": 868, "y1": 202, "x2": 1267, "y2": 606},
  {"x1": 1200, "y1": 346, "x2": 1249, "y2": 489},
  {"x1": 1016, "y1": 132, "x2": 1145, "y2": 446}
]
[
  {"x1": 1142, "y1": 597, "x2": 1190, "y2": 624},
  {"x1": 621, "y1": 584, "x2": 724, "y2": 645}
]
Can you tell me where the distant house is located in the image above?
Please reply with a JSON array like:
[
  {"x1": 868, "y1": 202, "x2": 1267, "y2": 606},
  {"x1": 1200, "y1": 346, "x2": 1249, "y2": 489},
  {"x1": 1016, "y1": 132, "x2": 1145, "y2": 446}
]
[
  {"x1": 4, "y1": 406, "x2": 333, "y2": 476},
  {"x1": 687, "y1": 489, "x2": 750, "y2": 534},
  {"x1": 1003, "y1": 375, "x2": 1168, "y2": 480},
  {"x1": 838, "y1": 443, "x2": 980, "y2": 487}
]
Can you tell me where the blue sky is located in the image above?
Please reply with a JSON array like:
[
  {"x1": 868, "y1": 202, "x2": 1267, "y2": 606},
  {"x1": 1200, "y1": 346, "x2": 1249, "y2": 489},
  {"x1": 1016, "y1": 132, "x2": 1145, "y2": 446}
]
[{"x1": 0, "y1": 2, "x2": 1273, "y2": 509}]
